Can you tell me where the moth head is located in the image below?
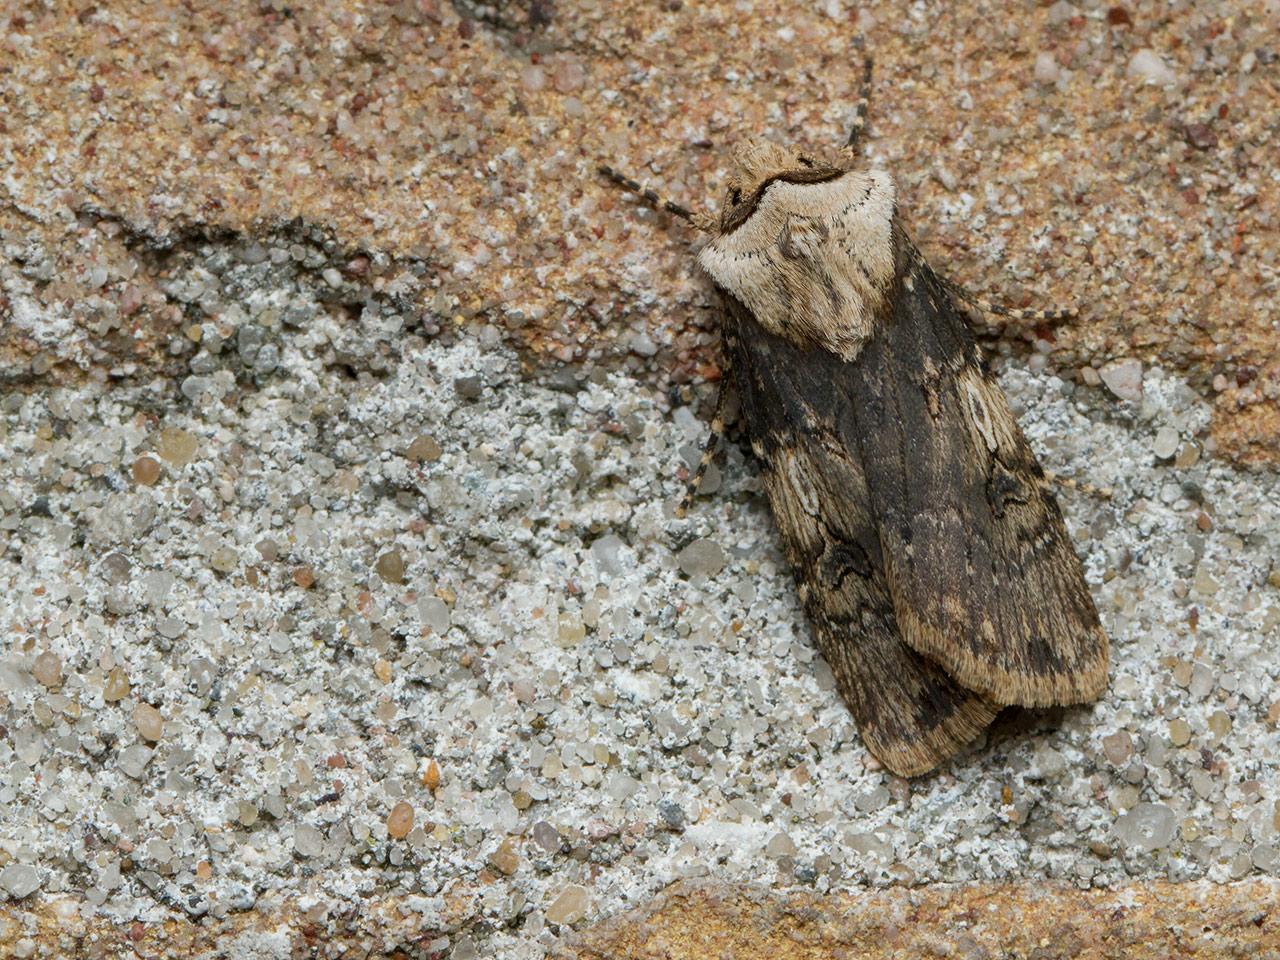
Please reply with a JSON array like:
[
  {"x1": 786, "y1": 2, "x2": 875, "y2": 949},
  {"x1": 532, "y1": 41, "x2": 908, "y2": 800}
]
[{"x1": 718, "y1": 136, "x2": 849, "y2": 234}]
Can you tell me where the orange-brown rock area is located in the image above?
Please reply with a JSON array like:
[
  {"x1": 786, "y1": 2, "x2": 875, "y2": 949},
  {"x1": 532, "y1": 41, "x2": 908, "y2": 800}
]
[
  {"x1": 567, "y1": 879, "x2": 1280, "y2": 960},
  {"x1": 1, "y1": 1, "x2": 1278, "y2": 461},
  {"x1": 1, "y1": 880, "x2": 1276, "y2": 958}
]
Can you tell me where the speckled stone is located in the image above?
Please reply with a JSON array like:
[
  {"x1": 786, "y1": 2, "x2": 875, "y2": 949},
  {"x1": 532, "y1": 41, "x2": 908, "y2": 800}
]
[
  {"x1": 4, "y1": 0, "x2": 1278, "y2": 465},
  {"x1": 569, "y1": 880, "x2": 1280, "y2": 960},
  {"x1": 2, "y1": 3, "x2": 1279, "y2": 951}
]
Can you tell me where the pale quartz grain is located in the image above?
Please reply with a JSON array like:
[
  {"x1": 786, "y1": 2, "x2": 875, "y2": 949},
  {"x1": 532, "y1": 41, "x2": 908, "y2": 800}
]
[
  {"x1": 133, "y1": 703, "x2": 164, "y2": 742},
  {"x1": 32, "y1": 652, "x2": 63, "y2": 688},
  {"x1": 103, "y1": 666, "x2": 130, "y2": 702},
  {"x1": 156, "y1": 427, "x2": 198, "y2": 465},
  {"x1": 546, "y1": 884, "x2": 589, "y2": 925}
]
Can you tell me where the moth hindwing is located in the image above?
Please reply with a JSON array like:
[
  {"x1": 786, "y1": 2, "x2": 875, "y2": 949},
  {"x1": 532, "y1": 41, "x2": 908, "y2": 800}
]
[{"x1": 601, "y1": 52, "x2": 1109, "y2": 777}]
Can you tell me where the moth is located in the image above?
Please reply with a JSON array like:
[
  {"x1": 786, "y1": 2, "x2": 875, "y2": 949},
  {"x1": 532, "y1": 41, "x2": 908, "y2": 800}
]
[{"x1": 600, "y1": 51, "x2": 1109, "y2": 777}]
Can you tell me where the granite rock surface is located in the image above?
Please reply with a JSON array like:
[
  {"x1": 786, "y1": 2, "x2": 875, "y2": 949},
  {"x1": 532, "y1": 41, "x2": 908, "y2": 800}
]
[{"x1": 2, "y1": 1, "x2": 1279, "y2": 957}]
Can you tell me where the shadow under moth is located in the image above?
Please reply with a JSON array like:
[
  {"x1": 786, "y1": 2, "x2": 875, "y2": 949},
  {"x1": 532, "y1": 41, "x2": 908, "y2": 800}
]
[{"x1": 601, "y1": 51, "x2": 1109, "y2": 777}]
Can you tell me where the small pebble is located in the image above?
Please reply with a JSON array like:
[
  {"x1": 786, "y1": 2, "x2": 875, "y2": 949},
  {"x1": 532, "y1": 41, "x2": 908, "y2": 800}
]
[
  {"x1": 156, "y1": 428, "x2": 199, "y2": 466},
  {"x1": 1127, "y1": 49, "x2": 1178, "y2": 86},
  {"x1": 422, "y1": 759, "x2": 441, "y2": 791},
  {"x1": 117, "y1": 744, "x2": 153, "y2": 779},
  {"x1": 293, "y1": 824, "x2": 324, "y2": 857},
  {"x1": 1106, "y1": 5, "x2": 1134, "y2": 27},
  {"x1": 1169, "y1": 718, "x2": 1192, "y2": 747},
  {"x1": 1193, "y1": 566, "x2": 1219, "y2": 598},
  {"x1": 210, "y1": 547, "x2": 238, "y2": 574},
  {"x1": 32, "y1": 652, "x2": 63, "y2": 688},
  {"x1": 557, "y1": 613, "x2": 586, "y2": 648},
  {"x1": 103, "y1": 666, "x2": 131, "y2": 702},
  {"x1": 1184, "y1": 122, "x2": 1218, "y2": 151},
  {"x1": 766, "y1": 832, "x2": 797, "y2": 857},
  {"x1": 1089, "y1": 840, "x2": 1114, "y2": 859},
  {"x1": 406, "y1": 435, "x2": 443, "y2": 462},
  {"x1": 419, "y1": 596, "x2": 450, "y2": 634},
  {"x1": 521, "y1": 65, "x2": 546, "y2": 93},
  {"x1": 1100, "y1": 359, "x2": 1143, "y2": 402},
  {"x1": 658, "y1": 800, "x2": 686, "y2": 831},
  {"x1": 488, "y1": 838, "x2": 520, "y2": 876},
  {"x1": 553, "y1": 58, "x2": 585, "y2": 94},
  {"x1": 0, "y1": 864, "x2": 41, "y2": 899},
  {"x1": 375, "y1": 550, "x2": 405, "y2": 583},
  {"x1": 677, "y1": 538, "x2": 726, "y2": 578},
  {"x1": 134, "y1": 703, "x2": 163, "y2": 742},
  {"x1": 102, "y1": 552, "x2": 132, "y2": 584},
  {"x1": 132, "y1": 456, "x2": 162, "y2": 486},
  {"x1": 1114, "y1": 802, "x2": 1176, "y2": 852},
  {"x1": 1207, "y1": 710, "x2": 1231, "y2": 739},
  {"x1": 1253, "y1": 845, "x2": 1279, "y2": 874},
  {"x1": 532, "y1": 821, "x2": 561, "y2": 853},
  {"x1": 1033, "y1": 52, "x2": 1060, "y2": 84},
  {"x1": 1174, "y1": 442, "x2": 1200, "y2": 469},
  {"x1": 387, "y1": 801, "x2": 414, "y2": 839},
  {"x1": 1152, "y1": 426, "x2": 1180, "y2": 459},
  {"x1": 1045, "y1": 0, "x2": 1075, "y2": 25},
  {"x1": 545, "y1": 884, "x2": 589, "y2": 925},
  {"x1": 1102, "y1": 731, "x2": 1132, "y2": 765}
]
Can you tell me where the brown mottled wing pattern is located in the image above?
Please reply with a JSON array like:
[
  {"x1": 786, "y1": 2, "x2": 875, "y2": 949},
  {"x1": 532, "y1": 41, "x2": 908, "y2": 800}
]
[
  {"x1": 847, "y1": 231, "x2": 1109, "y2": 707},
  {"x1": 723, "y1": 297, "x2": 999, "y2": 777}
]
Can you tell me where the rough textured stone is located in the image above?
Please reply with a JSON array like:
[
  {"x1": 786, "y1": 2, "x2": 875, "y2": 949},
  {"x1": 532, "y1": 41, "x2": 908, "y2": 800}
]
[
  {"x1": 2, "y1": 0, "x2": 1278, "y2": 464},
  {"x1": 567, "y1": 881, "x2": 1280, "y2": 960},
  {"x1": 2, "y1": 1, "x2": 1279, "y2": 955}
]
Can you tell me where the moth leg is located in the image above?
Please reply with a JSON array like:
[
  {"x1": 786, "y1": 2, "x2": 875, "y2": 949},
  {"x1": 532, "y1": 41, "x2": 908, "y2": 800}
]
[
  {"x1": 597, "y1": 165, "x2": 716, "y2": 232},
  {"x1": 843, "y1": 38, "x2": 874, "y2": 151},
  {"x1": 1044, "y1": 470, "x2": 1113, "y2": 500},
  {"x1": 675, "y1": 383, "x2": 732, "y2": 519},
  {"x1": 940, "y1": 274, "x2": 1076, "y2": 324}
]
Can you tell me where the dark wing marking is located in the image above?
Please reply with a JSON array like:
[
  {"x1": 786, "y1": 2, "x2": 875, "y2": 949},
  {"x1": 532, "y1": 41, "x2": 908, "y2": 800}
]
[
  {"x1": 723, "y1": 301, "x2": 998, "y2": 777},
  {"x1": 847, "y1": 230, "x2": 1109, "y2": 707}
]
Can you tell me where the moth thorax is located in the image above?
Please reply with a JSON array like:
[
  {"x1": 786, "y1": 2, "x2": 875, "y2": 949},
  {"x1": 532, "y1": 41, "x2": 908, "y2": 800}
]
[
  {"x1": 777, "y1": 214, "x2": 829, "y2": 261},
  {"x1": 699, "y1": 169, "x2": 897, "y2": 362}
]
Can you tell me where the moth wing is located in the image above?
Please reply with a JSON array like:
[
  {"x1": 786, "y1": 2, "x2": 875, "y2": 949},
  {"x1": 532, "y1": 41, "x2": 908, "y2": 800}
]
[
  {"x1": 725, "y1": 306, "x2": 999, "y2": 776},
  {"x1": 766, "y1": 438, "x2": 1001, "y2": 776},
  {"x1": 849, "y1": 245, "x2": 1109, "y2": 707}
]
